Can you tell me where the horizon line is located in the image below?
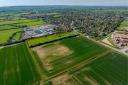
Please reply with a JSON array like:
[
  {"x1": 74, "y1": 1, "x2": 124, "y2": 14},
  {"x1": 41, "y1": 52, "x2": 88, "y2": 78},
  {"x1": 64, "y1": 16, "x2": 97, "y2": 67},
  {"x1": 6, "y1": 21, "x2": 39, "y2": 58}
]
[{"x1": 0, "y1": 5, "x2": 128, "y2": 8}]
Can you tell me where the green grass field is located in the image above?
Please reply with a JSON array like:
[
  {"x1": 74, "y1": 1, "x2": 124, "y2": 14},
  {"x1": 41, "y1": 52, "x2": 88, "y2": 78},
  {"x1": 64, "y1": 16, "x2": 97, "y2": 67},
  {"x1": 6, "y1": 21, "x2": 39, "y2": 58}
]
[
  {"x1": 118, "y1": 19, "x2": 128, "y2": 30},
  {"x1": 28, "y1": 32, "x2": 78, "y2": 47},
  {"x1": 33, "y1": 36, "x2": 109, "y2": 78},
  {"x1": 0, "y1": 29, "x2": 22, "y2": 44},
  {"x1": 0, "y1": 43, "x2": 41, "y2": 85},
  {"x1": 32, "y1": 36, "x2": 128, "y2": 84},
  {"x1": 70, "y1": 52, "x2": 128, "y2": 85}
]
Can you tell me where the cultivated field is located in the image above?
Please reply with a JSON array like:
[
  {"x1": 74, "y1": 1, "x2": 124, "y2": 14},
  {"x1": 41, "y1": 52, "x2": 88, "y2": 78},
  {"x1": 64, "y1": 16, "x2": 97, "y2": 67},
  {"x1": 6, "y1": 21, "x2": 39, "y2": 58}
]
[
  {"x1": 0, "y1": 43, "x2": 41, "y2": 85},
  {"x1": 69, "y1": 52, "x2": 128, "y2": 85},
  {"x1": 28, "y1": 32, "x2": 78, "y2": 47},
  {"x1": 33, "y1": 36, "x2": 109, "y2": 78},
  {"x1": 32, "y1": 36, "x2": 128, "y2": 85}
]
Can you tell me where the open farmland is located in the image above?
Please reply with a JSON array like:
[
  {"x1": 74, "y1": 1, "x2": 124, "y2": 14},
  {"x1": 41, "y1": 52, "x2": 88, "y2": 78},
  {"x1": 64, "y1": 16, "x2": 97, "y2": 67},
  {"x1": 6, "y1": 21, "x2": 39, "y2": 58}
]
[
  {"x1": 33, "y1": 36, "x2": 109, "y2": 78},
  {"x1": 0, "y1": 5, "x2": 128, "y2": 85},
  {"x1": 0, "y1": 29, "x2": 22, "y2": 44},
  {"x1": 0, "y1": 18, "x2": 46, "y2": 45},
  {"x1": 69, "y1": 52, "x2": 128, "y2": 85},
  {"x1": 32, "y1": 36, "x2": 128, "y2": 85},
  {"x1": 0, "y1": 43, "x2": 40, "y2": 85},
  {"x1": 28, "y1": 32, "x2": 78, "y2": 47}
]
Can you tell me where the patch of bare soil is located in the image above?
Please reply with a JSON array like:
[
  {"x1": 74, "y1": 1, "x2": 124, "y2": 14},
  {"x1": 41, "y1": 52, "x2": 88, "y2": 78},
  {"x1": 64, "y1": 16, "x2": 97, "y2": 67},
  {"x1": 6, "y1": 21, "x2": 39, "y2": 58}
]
[
  {"x1": 51, "y1": 74, "x2": 73, "y2": 85},
  {"x1": 84, "y1": 76, "x2": 99, "y2": 85},
  {"x1": 33, "y1": 43, "x2": 73, "y2": 71},
  {"x1": 102, "y1": 37, "x2": 113, "y2": 46}
]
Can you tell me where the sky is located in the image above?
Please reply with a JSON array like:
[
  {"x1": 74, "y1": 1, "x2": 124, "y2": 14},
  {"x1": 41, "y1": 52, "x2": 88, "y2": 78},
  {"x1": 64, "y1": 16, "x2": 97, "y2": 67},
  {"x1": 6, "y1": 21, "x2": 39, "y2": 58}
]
[{"x1": 0, "y1": 0, "x2": 128, "y2": 7}]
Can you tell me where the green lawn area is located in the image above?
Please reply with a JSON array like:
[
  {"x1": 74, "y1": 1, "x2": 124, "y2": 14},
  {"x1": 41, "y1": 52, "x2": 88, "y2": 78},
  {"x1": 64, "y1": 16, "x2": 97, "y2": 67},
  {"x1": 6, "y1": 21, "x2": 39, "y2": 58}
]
[
  {"x1": 28, "y1": 32, "x2": 78, "y2": 47},
  {"x1": 33, "y1": 36, "x2": 109, "y2": 78},
  {"x1": 118, "y1": 19, "x2": 128, "y2": 30},
  {"x1": 0, "y1": 43, "x2": 41, "y2": 85},
  {"x1": 0, "y1": 29, "x2": 22, "y2": 44},
  {"x1": 71, "y1": 52, "x2": 128, "y2": 85}
]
